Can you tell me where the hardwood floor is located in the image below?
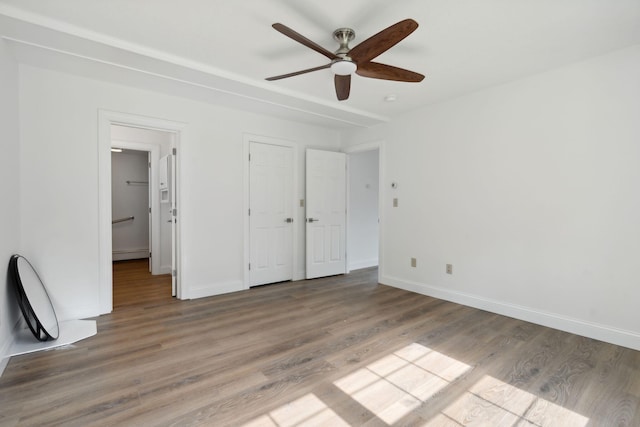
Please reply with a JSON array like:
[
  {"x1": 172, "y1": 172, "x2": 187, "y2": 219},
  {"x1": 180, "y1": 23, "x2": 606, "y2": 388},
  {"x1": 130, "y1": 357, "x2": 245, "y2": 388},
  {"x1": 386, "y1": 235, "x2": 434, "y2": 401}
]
[
  {"x1": 1, "y1": 262, "x2": 639, "y2": 426},
  {"x1": 112, "y1": 259, "x2": 172, "y2": 308}
]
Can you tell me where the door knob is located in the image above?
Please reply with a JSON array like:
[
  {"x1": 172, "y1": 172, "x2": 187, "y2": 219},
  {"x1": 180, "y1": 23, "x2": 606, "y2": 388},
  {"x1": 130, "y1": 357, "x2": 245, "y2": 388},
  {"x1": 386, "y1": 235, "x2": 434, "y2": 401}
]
[{"x1": 307, "y1": 218, "x2": 319, "y2": 223}]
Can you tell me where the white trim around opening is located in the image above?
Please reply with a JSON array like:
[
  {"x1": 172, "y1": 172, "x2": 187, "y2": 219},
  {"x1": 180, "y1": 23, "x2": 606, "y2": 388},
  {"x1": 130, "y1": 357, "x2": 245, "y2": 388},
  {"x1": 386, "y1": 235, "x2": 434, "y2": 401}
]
[{"x1": 98, "y1": 110, "x2": 187, "y2": 314}]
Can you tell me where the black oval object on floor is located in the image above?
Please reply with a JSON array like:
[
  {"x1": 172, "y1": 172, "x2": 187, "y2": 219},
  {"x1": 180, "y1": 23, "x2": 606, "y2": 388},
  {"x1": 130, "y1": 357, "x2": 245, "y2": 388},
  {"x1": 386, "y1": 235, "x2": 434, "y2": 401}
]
[{"x1": 9, "y1": 254, "x2": 59, "y2": 341}]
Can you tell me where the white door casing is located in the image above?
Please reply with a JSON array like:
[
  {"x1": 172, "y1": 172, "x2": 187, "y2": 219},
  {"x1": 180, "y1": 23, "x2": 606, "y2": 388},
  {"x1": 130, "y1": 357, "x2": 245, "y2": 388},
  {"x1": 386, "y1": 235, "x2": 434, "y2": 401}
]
[
  {"x1": 249, "y1": 142, "x2": 294, "y2": 286},
  {"x1": 306, "y1": 149, "x2": 347, "y2": 279},
  {"x1": 99, "y1": 110, "x2": 186, "y2": 313}
]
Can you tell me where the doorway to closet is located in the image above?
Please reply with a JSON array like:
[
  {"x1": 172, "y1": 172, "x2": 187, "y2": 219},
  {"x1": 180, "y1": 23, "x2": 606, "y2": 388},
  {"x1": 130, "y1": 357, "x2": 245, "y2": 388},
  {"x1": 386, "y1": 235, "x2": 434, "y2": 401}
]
[{"x1": 110, "y1": 124, "x2": 174, "y2": 306}]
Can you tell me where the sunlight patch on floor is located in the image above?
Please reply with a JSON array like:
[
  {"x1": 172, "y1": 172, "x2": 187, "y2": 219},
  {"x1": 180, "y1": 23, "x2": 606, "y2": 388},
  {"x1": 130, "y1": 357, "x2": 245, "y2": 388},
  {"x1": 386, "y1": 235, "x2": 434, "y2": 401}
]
[
  {"x1": 241, "y1": 393, "x2": 349, "y2": 427},
  {"x1": 425, "y1": 375, "x2": 589, "y2": 427},
  {"x1": 243, "y1": 343, "x2": 589, "y2": 426},
  {"x1": 333, "y1": 342, "x2": 471, "y2": 424}
]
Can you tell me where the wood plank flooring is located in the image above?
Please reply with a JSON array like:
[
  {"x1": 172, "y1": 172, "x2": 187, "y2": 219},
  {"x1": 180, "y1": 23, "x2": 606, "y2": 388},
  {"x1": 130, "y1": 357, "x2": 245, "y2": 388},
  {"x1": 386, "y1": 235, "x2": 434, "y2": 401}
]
[
  {"x1": 112, "y1": 259, "x2": 173, "y2": 308},
  {"x1": 1, "y1": 260, "x2": 639, "y2": 426}
]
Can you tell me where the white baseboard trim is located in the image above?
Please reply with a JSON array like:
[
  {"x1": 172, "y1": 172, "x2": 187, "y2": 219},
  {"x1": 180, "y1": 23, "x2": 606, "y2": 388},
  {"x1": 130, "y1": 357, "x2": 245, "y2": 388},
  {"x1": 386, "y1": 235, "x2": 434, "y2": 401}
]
[
  {"x1": 349, "y1": 258, "x2": 379, "y2": 271},
  {"x1": 381, "y1": 274, "x2": 640, "y2": 351},
  {"x1": 159, "y1": 264, "x2": 171, "y2": 275},
  {"x1": 112, "y1": 248, "x2": 149, "y2": 261},
  {"x1": 187, "y1": 280, "x2": 244, "y2": 299}
]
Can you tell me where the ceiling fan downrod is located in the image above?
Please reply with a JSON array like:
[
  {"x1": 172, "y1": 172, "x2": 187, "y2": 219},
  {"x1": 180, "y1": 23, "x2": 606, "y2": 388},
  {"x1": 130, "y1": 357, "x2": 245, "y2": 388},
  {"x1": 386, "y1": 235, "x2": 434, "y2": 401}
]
[{"x1": 332, "y1": 28, "x2": 355, "y2": 56}]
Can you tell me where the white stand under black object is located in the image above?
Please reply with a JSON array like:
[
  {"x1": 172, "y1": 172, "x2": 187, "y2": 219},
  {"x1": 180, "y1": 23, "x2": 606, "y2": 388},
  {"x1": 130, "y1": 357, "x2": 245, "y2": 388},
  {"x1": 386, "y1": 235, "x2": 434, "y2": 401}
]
[{"x1": 4, "y1": 254, "x2": 96, "y2": 359}]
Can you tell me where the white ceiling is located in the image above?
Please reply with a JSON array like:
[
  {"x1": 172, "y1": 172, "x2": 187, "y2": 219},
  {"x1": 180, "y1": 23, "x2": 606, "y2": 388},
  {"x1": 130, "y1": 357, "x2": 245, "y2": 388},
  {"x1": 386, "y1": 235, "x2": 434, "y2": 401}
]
[{"x1": 1, "y1": 0, "x2": 639, "y2": 129}]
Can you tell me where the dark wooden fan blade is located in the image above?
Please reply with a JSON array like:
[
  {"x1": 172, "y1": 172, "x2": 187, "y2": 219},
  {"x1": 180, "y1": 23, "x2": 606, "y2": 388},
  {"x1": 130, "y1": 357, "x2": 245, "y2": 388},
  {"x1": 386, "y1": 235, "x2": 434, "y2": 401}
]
[
  {"x1": 356, "y1": 62, "x2": 424, "y2": 82},
  {"x1": 334, "y1": 74, "x2": 351, "y2": 100},
  {"x1": 266, "y1": 64, "x2": 331, "y2": 81},
  {"x1": 272, "y1": 23, "x2": 339, "y2": 60},
  {"x1": 349, "y1": 19, "x2": 418, "y2": 63}
]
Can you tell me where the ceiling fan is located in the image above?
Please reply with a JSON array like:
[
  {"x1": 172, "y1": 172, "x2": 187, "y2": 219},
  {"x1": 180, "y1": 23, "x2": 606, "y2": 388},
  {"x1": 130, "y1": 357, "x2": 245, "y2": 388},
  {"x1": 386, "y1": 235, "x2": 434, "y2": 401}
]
[{"x1": 266, "y1": 19, "x2": 425, "y2": 101}]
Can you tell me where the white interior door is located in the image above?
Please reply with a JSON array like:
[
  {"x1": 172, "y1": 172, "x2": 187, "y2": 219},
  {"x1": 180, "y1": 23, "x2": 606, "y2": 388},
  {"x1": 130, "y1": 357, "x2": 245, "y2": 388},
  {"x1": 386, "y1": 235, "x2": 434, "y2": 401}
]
[
  {"x1": 169, "y1": 151, "x2": 177, "y2": 296},
  {"x1": 147, "y1": 152, "x2": 152, "y2": 273},
  {"x1": 306, "y1": 149, "x2": 347, "y2": 279},
  {"x1": 249, "y1": 142, "x2": 294, "y2": 286}
]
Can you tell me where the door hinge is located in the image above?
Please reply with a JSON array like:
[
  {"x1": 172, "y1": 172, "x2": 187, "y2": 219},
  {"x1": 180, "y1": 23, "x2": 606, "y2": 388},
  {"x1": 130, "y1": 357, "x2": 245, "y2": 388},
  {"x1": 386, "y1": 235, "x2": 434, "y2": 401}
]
[
  {"x1": 248, "y1": 153, "x2": 251, "y2": 161},
  {"x1": 172, "y1": 148, "x2": 177, "y2": 155},
  {"x1": 248, "y1": 263, "x2": 251, "y2": 271},
  {"x1": 173, "y1": 208, "x2": 177, "y2": 216},
  {"x1": 172, "y1": 269, "x2": 177, "y2": 277},
  {"x1": 149, "y1": 207, "x2": 151, "y2": 213},
  {"x1": 149, "y1": 252, "x2": 152, "y2": 258},
  {"x1": 148, "y1": 162, "x2": 151, "y2": 168}
]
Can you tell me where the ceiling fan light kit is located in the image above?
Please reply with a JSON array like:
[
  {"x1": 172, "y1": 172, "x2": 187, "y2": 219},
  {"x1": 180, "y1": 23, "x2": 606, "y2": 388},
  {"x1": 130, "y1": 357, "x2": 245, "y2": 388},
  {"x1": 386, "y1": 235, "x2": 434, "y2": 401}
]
[
  {"x1": 330, "y1": 59, "x2": 357, "y2": 75},
  {"x1": 266, "y1": 19, "x2": 425, "y2": 101}
]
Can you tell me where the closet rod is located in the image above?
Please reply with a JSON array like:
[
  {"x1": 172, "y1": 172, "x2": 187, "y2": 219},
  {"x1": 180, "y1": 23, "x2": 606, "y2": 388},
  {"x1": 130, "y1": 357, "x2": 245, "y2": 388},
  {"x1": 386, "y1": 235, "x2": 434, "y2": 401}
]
[{"x1": 112, "y1": 216, "x2": 134, "y2": 224}]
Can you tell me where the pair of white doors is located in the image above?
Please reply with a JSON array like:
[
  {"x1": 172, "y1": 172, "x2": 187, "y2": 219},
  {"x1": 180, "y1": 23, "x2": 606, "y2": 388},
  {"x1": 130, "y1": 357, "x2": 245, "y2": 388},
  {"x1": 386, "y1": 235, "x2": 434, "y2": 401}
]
[{"x1": 249, "y1": 143, "x2": 346, "y2": 286}]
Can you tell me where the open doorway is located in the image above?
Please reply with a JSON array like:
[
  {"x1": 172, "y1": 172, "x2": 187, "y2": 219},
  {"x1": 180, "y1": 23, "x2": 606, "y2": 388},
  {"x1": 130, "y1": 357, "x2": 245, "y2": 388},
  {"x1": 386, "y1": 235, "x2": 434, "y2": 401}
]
[
  {"x1": 111, "y1": 148, "x2": 151, "y2": 266},
  {"x1": 347, "y1": 149, "x2": 380, "y2": 271},
  {"x1": 345, "y1": 141, "x2": 384, "y2": 280},
  {"x1": 110, "y1": 125, "x2": 174, "y2": 307}
]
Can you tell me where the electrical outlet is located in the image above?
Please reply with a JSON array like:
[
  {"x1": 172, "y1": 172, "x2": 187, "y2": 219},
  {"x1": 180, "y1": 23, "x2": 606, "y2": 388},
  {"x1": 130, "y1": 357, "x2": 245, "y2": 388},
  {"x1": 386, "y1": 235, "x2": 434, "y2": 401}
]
[
  {"x1": 393, "y1": 198, "x2": 398, "y2": 207},
  {"x1": 446, "y1": 264, "x2": 453, "y2": 274},
  {"x1": 411, "y1": 258, "x2": 417, "y2": 268}
]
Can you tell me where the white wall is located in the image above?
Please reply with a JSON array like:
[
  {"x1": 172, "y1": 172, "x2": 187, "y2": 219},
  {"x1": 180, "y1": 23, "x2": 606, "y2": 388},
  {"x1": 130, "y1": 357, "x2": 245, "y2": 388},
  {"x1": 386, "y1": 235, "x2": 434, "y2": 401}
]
[
  {"x1": 348, "y1": 149, "x2": 379, "y2": 270},
  {"x1": 342, "y1": 45, "x2": 640, "y2": 350},
  {"x1": 0, "y1": 41, "x2": 21, "y2": 363},
  {"x1": 18, "y1": 64, "x2": 340, "y2": 321},
  {"x1": 111, "y1": 149, "x2": 149, "y2": 260}
]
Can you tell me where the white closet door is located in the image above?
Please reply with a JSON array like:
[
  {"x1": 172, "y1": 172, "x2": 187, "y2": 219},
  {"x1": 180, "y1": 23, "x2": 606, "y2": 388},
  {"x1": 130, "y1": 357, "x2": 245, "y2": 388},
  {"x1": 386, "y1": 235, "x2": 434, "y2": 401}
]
[
  {"x1": 249, "y1": 142, "x2": 294, "y2": 286},
  {"x1": 306, "y1": 149, "x2": 346, "y2": 279}
]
